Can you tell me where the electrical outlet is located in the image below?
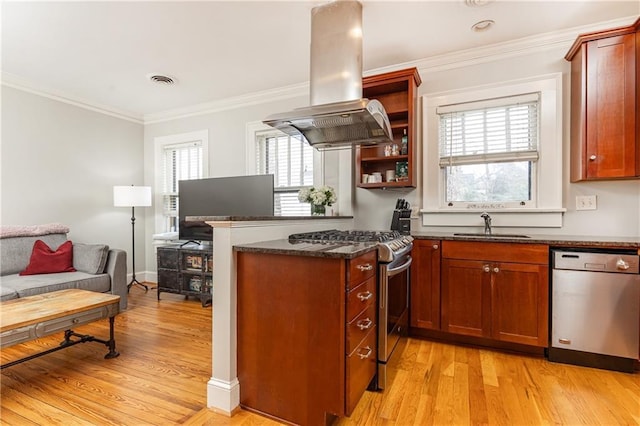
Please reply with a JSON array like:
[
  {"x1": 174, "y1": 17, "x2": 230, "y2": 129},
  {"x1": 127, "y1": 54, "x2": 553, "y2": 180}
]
[{"x1": 576, "y1": 195, "x2": 597, "y2": 210}]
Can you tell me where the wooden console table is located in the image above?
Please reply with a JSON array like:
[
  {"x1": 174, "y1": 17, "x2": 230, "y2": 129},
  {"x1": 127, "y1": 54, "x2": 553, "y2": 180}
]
[{"x1": 0, "y1": 289, "x2": 120, "y2": 369}]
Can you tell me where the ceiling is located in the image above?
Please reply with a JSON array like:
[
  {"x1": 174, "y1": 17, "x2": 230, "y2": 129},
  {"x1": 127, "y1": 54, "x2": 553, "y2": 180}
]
[{"x1": 2, "y1": 1, "x2": 638, "y2": 121}]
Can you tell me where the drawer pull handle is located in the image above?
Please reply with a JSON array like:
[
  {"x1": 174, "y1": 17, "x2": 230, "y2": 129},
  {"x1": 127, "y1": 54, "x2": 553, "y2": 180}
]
[
  {"x1": 72, "y1": 318, "x2": 80, "y2": 324},
  {"x1": 357, "y1": 318, "x2": 373, "y2": 330},
  {"x1": 589, "y1": 155, "x2": 597, "y2": 161},
  {"x1": 493, "y1": 267, "x2": 500, "y2": 273},
  {"x1": 357, "y1": 346, "x2": 373, "y2": 359},
  {"x1": 357, "y1": 291, "x2": 373, "y2": 301},
  {"x1": 432, "y1": 244, "x2": 439, "y2": 250},
  {"x1": 483, "y1": 264, "x2": 491, "y2": 273},
  {"x1": 356, "y1": 264, "x2": 373, "y2": 271}
]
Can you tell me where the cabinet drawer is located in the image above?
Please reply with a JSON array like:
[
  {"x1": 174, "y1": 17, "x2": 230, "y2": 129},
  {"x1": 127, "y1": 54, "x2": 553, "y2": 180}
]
[
  {"x1": 442, "y1": 241, "x2": 548, "y2": 264},
  {"x1": 348, "y1": 251, "x2": 377, "y2": 289},
  {"x1": 346, "y1": 303, "x2": 377, "y2": 354},
  {"x1": 158, "y1": 269, "x2": 180, "y2": 290},
  {"x1": 35, "y1": 306, "x2": 111, "y2": 338},
  {"x1": 157, "y1": 248, "x2": 179, "y2": 269},
  {"x1": 346, "y1": 327, "x2": 377, "y2": 415},
  {"x1": 347, "y1": 276, "x2": 376, "y2": 322}
]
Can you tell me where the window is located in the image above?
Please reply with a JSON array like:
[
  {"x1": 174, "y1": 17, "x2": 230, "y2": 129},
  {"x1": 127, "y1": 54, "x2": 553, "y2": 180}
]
[
  {"x1": 255, "y1": 130, "x2": 314, "y2": 216},
  {"x1": 154, "y1": 130, "x2": 208, "y2": 233},
  {"x1": 421, "y1": 74, "x2": 564, "y2": 228},
  {"x1": 438, "y1": 93, "x2": 539, "y2": 208},
  {"x1": 162, "y1": 142, "x2": 204, "y2": 231}
]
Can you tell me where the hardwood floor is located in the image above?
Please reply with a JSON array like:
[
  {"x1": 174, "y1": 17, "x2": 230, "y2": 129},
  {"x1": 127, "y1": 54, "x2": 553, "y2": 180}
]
[{"x1": 2, "y1": 287, "x2": 639, "y2": 425}]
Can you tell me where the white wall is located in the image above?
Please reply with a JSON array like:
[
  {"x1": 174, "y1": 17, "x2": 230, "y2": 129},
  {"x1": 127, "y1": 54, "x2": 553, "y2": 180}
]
[
  {"x1": 7, "y1": 20, "x2": 636, "y2": 281},
  {"x1": 354, "y1": 44, "x2": 640, "y2": 238},
  {"x1": 143, "y1": 96, "x2": 308, "y2": 273},
  {"x1": 1, "y1": 86, "x2": 145, "y2": 274},
  {"x1": 141, "y1": 36, "x2": 639, "y2": 276}
]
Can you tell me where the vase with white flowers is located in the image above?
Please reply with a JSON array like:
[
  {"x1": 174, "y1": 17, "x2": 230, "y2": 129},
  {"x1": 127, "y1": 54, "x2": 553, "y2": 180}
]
[{"x1": 298, "y1": 186, "x2": 337, "y2": 216}]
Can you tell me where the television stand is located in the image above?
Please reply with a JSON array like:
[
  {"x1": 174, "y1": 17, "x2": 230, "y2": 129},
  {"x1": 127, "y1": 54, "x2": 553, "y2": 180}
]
[
  {"x1": 157, "y1": 244, "x2": 213, "y2": 307},
  {"x1": 180, "y1": 240, "x2": 202, "y2": 247}
]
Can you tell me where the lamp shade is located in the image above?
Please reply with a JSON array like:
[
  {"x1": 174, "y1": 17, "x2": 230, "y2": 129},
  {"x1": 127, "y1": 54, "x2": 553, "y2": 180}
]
[{"x1": 113, "y1": 186, "x2": 152, "y2": 207}]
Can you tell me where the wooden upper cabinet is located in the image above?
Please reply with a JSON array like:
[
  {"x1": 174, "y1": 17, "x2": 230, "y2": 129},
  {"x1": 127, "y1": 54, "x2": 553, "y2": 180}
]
[
  {"x1": 566, "y1": 18, "x2": 640, "y2": 181},
  {"x1": 356, "y1": 67, "x2": 422, "y2": 189}
]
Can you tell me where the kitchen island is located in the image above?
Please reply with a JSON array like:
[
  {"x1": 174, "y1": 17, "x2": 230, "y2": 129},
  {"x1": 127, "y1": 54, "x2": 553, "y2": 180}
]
[
  {"x1": 187, "y1": 215, "x2": 355, "y2": 416},
  {"x1": 234, "y1": 239, "x2": 379, "y2": 425}
]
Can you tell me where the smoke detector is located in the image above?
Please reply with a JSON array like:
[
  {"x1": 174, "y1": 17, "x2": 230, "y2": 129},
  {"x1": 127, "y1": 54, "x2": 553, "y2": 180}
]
[{"x1": 147, "y1": 74, "x2": 176, "y2": 85}]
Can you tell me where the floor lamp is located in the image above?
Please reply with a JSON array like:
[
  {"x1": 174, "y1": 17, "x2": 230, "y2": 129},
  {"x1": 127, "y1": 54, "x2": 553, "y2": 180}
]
[{"x1": 114, "y1": 185, "x2": 152, "y2": 292}]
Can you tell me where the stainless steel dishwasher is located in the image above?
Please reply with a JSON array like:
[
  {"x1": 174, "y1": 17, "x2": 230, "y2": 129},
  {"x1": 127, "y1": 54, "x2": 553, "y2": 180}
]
[{"x1": 549, "y1": 248, "x2": 640, "y2": 372}]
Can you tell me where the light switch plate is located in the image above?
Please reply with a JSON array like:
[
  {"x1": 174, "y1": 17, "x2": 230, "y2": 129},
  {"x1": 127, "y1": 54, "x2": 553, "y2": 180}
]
[{"x1": 576, "y1": 195, "x2": 597, "y2": 210}]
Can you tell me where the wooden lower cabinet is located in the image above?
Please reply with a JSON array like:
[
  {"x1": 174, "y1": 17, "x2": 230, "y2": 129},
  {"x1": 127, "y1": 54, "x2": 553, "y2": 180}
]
[
  {"x1": 410, "y1": 240, "x2": 441, "y2": 330},
  {"x1": 440, "y1": 241, "x2": 549, "y2": 348},
  {"x1": 236, "y1": 250, "x2": 377, "y2": 426}
]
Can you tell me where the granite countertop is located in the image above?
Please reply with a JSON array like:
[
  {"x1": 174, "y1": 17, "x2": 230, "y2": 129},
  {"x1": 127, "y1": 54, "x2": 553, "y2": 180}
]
[
  {"x1": 411, "y1": 231, "x2": 640, "y2": 249},
  {"x1": 234, "y1": 239, "x2": 378, "y2": 259},
  {"x1": 186, "y1": 215, "x2": 353, "y2": 222},
  {"x1": 235, "y1": 232, "x2": 639, "y2": 260}
]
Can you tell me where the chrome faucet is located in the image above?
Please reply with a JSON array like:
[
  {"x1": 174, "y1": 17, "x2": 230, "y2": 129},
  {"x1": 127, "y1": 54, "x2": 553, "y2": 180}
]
[{"x1": 480, "y1": 212, "x2": 492, "y2": 235}]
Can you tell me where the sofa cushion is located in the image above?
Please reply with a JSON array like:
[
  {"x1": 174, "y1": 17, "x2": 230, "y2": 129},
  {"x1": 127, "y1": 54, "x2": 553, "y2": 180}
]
[
  {"x1": 20, "y1": 240, "x2": 76, "y2": 275},
  {"x1": 1, "y1": 233, "x2": 68, "y2": 276},
  {"x1": 0, "y1": 285, "x2": 18, "y2": 301},
  {"x1": 1, "y1": 271, "x2": 111, "y2": 299},
  {"x1": 73, "y1": 243, "x2": 109, "y2": 274}
]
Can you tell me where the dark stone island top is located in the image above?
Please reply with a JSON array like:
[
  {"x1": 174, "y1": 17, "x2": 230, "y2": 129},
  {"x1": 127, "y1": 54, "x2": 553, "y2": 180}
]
[{"x1": 233, "y1": 239, "x2": 378, "y2": 260}]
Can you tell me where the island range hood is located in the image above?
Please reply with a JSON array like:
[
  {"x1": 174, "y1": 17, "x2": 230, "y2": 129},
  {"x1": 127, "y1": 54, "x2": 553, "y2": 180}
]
[{"x1": 263, "y1": 0, "x2": 393, "y2": 150}]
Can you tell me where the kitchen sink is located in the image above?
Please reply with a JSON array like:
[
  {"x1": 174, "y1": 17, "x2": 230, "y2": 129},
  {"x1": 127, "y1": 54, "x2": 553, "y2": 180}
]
[{"x1": 453, "y1": 233, "x2": 531, "y2": 239}]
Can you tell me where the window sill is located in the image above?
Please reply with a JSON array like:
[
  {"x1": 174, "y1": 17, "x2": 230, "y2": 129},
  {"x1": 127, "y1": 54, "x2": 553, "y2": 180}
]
[{"x1": 419, "y1": 208, "x2": 566, "y2": 228}]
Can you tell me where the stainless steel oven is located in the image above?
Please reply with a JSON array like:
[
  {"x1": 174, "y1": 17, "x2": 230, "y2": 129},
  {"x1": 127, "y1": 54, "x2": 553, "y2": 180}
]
[
  {"x1": 377, "y1": 242, "x2": 412, "y2": 389},
  {"x1": 287, "y1": 229, "x2": 413, "y2": 390}
]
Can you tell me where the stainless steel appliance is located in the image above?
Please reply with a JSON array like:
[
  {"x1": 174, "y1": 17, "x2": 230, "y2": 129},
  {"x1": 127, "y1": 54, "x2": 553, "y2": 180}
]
[
  {"x1": 263, "y1": 1, "x2": 393, "y2": 149},
  {"x1": 287, "y1": 229, "x2": 413, "y2": 388},
  {"x1": 549, "y1": 249, "x2": 640, "y2": 372}
]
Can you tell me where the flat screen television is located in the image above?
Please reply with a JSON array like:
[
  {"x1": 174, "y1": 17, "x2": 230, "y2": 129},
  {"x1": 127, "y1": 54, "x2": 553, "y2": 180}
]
[{"x1": 178, "y1": 174, "x2": 274, "y2": 243}]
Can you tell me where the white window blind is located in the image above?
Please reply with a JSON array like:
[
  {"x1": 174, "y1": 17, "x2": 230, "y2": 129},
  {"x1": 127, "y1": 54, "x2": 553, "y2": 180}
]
[
  {"x1": 162, "y1": 141, "x2": 203, "y2": 230},
  {"x1": 256, "y1": 131, "x2": 313, "y2": 216},
  {"x1": 438, "y1": 93, "x2": 540, "y2": 167}
]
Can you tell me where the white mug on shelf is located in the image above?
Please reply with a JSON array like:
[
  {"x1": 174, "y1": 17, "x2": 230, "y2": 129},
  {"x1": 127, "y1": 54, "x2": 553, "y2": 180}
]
[
  {"x1": 362, "y1": 174, "x2": 369, "y2": 184},
  {"x1": 385, "y1": 170, "x2": 396, "y2": 182}
]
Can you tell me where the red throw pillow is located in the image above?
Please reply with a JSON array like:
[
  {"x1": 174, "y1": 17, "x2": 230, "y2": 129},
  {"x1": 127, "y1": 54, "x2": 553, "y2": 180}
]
[{"x1": 19, "y1": 240, "x2": 76, "y2": 275}]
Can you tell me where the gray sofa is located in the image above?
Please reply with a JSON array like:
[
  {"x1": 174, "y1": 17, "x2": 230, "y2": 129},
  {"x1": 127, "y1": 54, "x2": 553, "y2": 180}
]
[{"x1": 0, "y1": 231, "x2": 128, "y2": 310}]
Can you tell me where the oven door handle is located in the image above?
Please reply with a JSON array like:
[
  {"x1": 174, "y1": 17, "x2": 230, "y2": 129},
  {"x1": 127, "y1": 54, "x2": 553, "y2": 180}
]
[{"x1": 387, "y1": 256, "x2": 412, "y2": 277}]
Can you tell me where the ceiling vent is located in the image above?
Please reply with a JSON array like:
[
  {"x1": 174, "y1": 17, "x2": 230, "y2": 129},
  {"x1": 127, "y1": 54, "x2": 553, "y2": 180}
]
[{"x1": 148, "y1": 74, "x2": 176, "y2": 85}]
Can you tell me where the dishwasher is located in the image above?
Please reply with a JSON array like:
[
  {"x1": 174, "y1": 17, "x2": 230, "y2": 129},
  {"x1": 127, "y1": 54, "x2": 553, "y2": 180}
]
[{"x1": 549, "y1": 248, "x2": 640, "y2": 372}]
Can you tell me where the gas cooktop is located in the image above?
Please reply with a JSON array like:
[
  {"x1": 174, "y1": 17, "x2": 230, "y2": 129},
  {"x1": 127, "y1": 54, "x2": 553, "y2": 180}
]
[{"x1": 288, "y1": 229, "x2": 413, "y2": 262}]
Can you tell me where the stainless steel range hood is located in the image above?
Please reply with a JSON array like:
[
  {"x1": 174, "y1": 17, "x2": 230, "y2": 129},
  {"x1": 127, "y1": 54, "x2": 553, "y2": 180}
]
[{"x1": 263, "y1": 1, "x2": 393, "y2": 150}]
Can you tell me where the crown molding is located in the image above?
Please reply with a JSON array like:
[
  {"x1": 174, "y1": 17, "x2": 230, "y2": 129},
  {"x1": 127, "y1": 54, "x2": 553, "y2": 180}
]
[
  {"x1": 368, "y1": 15, "x2": 639, "y2": 77},
  {"x1": 148, "y1": 15, "x2": 638, "y2": 124},
  {"x1": 3, "y1": 15, "x2": 636, "y2": 126},
  {"x1": 143, "y1": 81, "x2": 309, "y2": 125},
  {"x1": 1, "y1": 72, "x2": 143, "y2": 124}
]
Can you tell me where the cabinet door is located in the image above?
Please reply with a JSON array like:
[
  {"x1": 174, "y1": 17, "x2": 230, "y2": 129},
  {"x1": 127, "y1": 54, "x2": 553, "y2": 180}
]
[
  {"x1": 441, "y1": 259, "x2": 491, "y2": 338},
  {"x1": 491, "y1": 262, "x2": 549, "y2": 347},
  {"x1": 410, "y1": 240, "x2": 441, "y2": 330},
  {"x1": 584, "y1": 33, "x2": 638, "y2": 179}
]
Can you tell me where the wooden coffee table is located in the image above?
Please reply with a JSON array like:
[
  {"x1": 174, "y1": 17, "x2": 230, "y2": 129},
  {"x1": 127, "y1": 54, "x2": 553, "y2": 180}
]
[{"x1": 0, "y1": 289, "x2": 120, "y2": 369}]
